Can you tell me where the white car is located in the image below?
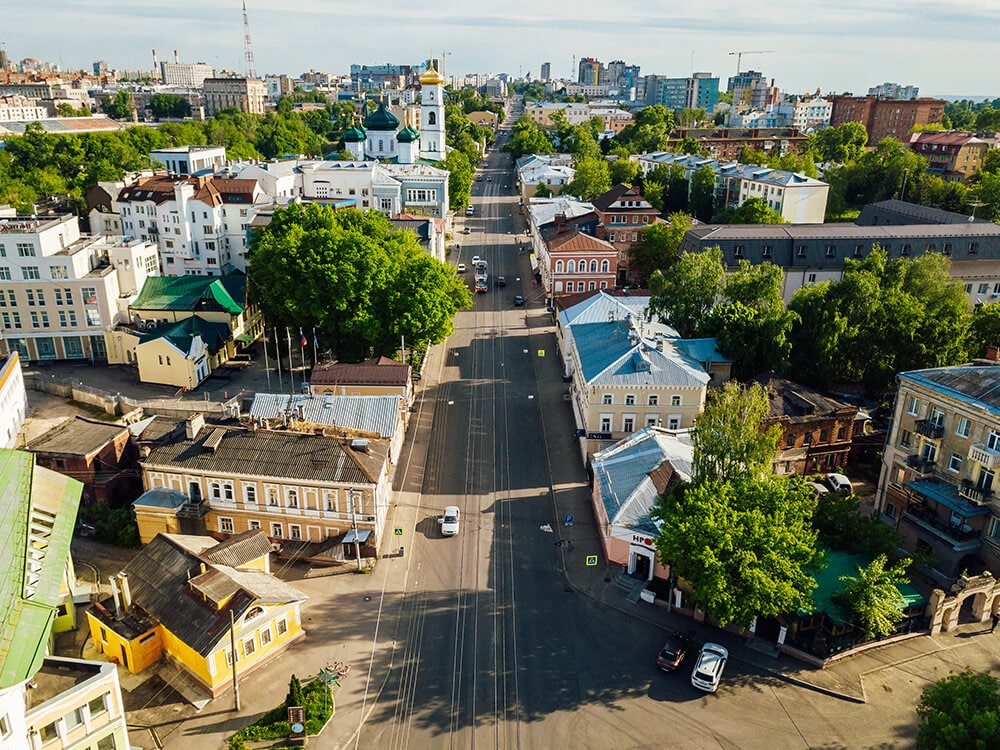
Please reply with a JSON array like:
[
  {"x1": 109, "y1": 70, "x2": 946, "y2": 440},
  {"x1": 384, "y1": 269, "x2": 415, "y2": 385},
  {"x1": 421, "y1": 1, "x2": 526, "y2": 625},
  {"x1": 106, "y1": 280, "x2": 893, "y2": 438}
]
[
  {"x1": 457, "y1": 263, "x2": 466, "y2": 273},
  {"x1": 691, "y1": 643, "x2": 728, "y2": 693},
  {"x1": 472, "y1": 255, "x2": 481, "y2": 265},
  {"x1": 805, "y1": 481, "x2": 829, "y2": 498},
  {"x1": 439, "y1": 506, "x2": 460, "y2": 536},
  {"x1": 825, "y1": 473, "x2": 853, "y2": 494}
]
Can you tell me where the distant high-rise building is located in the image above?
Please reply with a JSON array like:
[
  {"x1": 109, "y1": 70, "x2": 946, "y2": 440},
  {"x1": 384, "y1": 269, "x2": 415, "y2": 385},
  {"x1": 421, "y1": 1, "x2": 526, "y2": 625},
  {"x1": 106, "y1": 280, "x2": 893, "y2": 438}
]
[
  {"x1": 728, "y1": 69, "x2": 763, "y2": 107},
  {"x1": 645, "y1": 73, "x2": 718, "y2": 111},
  {"x1": 202, "y1": 77, "x2": 266, "y2": 117},
  {"x1": 0, "y1": 48, "x2": 11, "y2": 72},
  {"x1": 540, "y1": 62, "x2": 551, "y2": 81},
  {"x1": 867, "y1": 82, "x2": 919, "y2": 100},
  {"x1": 161, "y1": 61, "x2": 215, "y2": 88},
  {"x1": 93, "y1": 60, "x2": 109, "y2": 76},
  {"x1": 578, "y1": 57, "x2": 602, "y2": 86}
]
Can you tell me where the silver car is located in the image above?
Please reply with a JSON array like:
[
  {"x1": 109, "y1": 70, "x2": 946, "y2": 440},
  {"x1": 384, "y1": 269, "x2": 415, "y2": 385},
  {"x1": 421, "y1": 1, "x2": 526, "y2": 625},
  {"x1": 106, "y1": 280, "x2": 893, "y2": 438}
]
[
  {"x1": 438, "y1": 506, "x2": 460, "y2": 536},
  {"x1": 691, "y1": 643, "x2": 728, "y2": 693}
]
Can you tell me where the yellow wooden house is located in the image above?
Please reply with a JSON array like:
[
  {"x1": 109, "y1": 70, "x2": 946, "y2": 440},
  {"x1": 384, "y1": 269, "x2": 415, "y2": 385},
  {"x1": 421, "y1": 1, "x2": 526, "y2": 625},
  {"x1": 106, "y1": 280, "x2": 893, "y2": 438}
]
[{"x1": 85, "y1": 530, "x2": 306, "y2": 697}]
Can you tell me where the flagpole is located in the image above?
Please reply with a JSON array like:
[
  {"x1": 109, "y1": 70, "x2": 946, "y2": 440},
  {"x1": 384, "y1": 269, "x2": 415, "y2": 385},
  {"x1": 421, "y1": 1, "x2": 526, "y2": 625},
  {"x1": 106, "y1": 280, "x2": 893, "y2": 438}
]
[
  {"x1": 299, "y1": 328, "x2": 306, "y2": 378},
  {"x1": 263, "y1": 326, "x2": 271, "y2": 391},
  {"x1": 274, "y1": 327, "x2": 284, "y2": 393},
  {"x1": 285, "y1": 327, "x2": 294, "y2": 394}
]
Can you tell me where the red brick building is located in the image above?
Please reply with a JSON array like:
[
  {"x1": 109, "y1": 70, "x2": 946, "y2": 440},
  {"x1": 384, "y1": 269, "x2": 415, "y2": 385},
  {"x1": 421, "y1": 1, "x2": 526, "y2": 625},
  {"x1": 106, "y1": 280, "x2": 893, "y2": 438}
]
[
  {"x1": 592, "y1": 184, "x2": 662, "y2": 286},
  {"x1": 545, "y1": 229, "x2": 617, "y2": 296},
  {"x1": 670, "y1": 127, "x2": 810, "y2": 160},
  {"x1": 908, "y1": 131, "x2": 991, "y2": 182},
  {"x1": 829, "y1": 95, "x2": 946, "y2": 143}
]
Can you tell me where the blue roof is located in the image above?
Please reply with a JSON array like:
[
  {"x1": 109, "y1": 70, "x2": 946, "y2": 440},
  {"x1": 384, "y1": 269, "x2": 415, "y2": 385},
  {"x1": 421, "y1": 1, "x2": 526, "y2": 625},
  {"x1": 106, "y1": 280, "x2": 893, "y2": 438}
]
[
  {"x1": 904, "y1": 479, "x2": 992, "y2": 518},
  {"x1": 133, "y1": 487, "x2": 188, "y2": 510}
]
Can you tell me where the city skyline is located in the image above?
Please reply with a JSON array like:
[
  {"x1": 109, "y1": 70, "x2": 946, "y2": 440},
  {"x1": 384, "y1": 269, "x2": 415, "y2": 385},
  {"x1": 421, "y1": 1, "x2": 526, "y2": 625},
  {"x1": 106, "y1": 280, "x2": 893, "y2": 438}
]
[{"x1": 7, "y1": 0, "x2": 1000, "y2": 97}]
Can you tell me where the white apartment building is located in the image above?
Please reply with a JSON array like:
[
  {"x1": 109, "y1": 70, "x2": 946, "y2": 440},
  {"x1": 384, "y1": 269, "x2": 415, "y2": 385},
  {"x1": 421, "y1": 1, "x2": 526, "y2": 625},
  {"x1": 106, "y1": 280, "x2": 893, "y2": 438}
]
[
  {"x1": 202, "y1": 78, "x2": 266, "y2": 117},
  {"x1": 115, "y1": 174, "x2": 265, "y2": 275},
  {"x1": 0, "y1": 214, "x2": 160, "y2": 363},
  {"x1": 160, "y1": 61, "x2": 214, "y2": 88},
  {"x1": 0, "y1": 351, "x2": 27, "y2": 448},
  {"x1": 792, "y1": 96, "x2": 832, "y2": 132},
  {"x1": 525, "y1": 102, "x2": 593, "y2": 128},
  {"x1": 150, "y1": 145, "x2": 227, "y2": 176},
  {"x1": 0, "y1": 95, "x2": 49, "y2": 122}
]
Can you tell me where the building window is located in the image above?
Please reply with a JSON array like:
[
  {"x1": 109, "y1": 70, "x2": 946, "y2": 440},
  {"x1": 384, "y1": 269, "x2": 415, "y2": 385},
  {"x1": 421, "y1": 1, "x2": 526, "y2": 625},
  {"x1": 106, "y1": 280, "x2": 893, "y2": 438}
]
[
  {"x1": 928, "y1": 407, "x2": 945, "y2": 428},
  {"x1": 807, "y1": 273, "x2": 817, "y2": 284},
  {"x1": 602, "y1": 394, "x2": 613, "y2": 405},
  {"x1": 900, "y1": 429, "x2": 912, "y2": 449},
  {"x1": 906, "y1": 396, "x2": 920, "y2": 416},
  {"x1": 249, "y1": 520, "x2": 261, "y2": 531},
  {"x1": 803, "y1": 432, "x2": 812, "y2": 445},
  {"x1": 734, "y1": 245, "x2": 745, "y2": 258},
  {"x1": 762, "y1": 245, "x2": 772, "y2": 258},
  {"x1": 949, "y1": 454, "x2": 963, "y2": 473},
  {"x1": 970, "y1": 242, "x2": 979, "y2": 255},
  {"x1": 625, "y1": 394, "x2": 635, "y2": 406},
  {"x1": 566, "y1": 281, "x2": 574, "y2": 292},
  {"x1": 244, "y1": 636, "x2": 256, "y2": 656},
  {"x1": 623, "y1": 416, "x2": 634, "y2": 432},
  {"x1": 22, "y1": 266, "x2": 40, "y2": 280},
  {"x1": 646, "y1": 416, "x2": 658, "y2": 427},
  {"x1": 244, "y1": 484, "x2": 257, "y2": 503},
  {"x1": 979, "y1": 468, "x2": 995, "y2": 492},
  {"x1": 277, "y1": 618, "x2": 288, "y2": 636},
  {"x1": 796, "y1": 245, "x2": 807, "y2": 257},
  {"x1": 38, "y1": 722, "x2": 58, "y2": 742},
  {"x1": 601, "y1": 260, "x2": 609, "y2": 272},
  {"x1": 956, "y1": 417, "x2": 971, "y2": 438},
  {"x1": 220, "y1": 517, "x2": 234, "y2": 533},
  {"x1": 670, "y1": 394, "x2": 682, "y2": 406},
  {"x1": 555, "y1": 260, "x2": 564, "y2": 273},
  {"x1": 271, "y1": 523, "x2": 283, "y2": 538},
  {"x1": 825, "y1": 245, "x2": 836, "y2": 257},
  {"x1": 786, "y1": 434, "x2": 795, "y2": 448},
  {"x1": 289, "y1": 524, "x2": 302, "y2": 540},
  {"x1": 667, "y1": 415, "x2": 681, "y2": 430},
  {"x1": 600, "y1": 416, "x2": 612, "y2": 432},
  {"x1": 260, "y1": 625, "x2": 272, "y2": 646},
  {"x1": 979, "y1": 283, "x2": 990, "y2": 295},
  {"x1": 608, "y1": 233, "x2": 615, "y2": 242},
  {"x1": 287, "y1": 488, "x2": 298, "y2": 508},
  {"x1": 988, "y1": 430, "x2": 1000, "y2": 452},
  {"x1": 16, "y1": 243, "x2": 35, "y2": 257},
  {"x1": 648, "y1": 395, "x2": 658, "y2": 406},
  {"x1": 324, "y1": 491, "x2": 338, "y2": 511}
]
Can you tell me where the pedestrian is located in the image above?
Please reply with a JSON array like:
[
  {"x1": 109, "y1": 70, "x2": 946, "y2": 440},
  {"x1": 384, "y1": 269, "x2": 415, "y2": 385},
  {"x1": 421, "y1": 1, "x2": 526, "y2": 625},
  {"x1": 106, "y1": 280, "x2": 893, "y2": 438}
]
[{"x1": 991, "y1": 613, "x2": 1000, "y2": 633}]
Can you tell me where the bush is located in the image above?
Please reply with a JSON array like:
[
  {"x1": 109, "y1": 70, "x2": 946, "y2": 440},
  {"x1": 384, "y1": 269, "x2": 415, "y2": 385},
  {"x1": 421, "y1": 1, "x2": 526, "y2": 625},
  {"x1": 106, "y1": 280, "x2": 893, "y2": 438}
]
[
  {"x1": 84, "y1": 504, "x2": 141, "y2": 548},
  {"x1": 813, "y1": 493, "x2": 900, "y2": 557},
  {"x1": 234, "y1": 677, "x2": 332, "y2": 741}
]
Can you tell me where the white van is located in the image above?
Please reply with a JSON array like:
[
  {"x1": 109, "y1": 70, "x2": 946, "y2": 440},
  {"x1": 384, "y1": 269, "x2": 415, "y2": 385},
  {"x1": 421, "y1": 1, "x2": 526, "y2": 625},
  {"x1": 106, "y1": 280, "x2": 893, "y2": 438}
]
[{"x1": 825, "y1": 473, "x2": 853, "y2": 494}]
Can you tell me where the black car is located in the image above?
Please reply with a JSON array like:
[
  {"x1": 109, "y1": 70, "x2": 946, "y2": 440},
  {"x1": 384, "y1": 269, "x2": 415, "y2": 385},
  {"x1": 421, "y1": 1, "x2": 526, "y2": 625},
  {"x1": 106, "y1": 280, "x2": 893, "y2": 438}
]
[
  {"x1": 513, "y1": 295, "x2": 525, "y2": 306},
  {"x1": 656, "y1": 633, "x2": 692, "y2": 672},
  {"x1": 496, "y1": 276, "x2": 506, "y2": 288}
]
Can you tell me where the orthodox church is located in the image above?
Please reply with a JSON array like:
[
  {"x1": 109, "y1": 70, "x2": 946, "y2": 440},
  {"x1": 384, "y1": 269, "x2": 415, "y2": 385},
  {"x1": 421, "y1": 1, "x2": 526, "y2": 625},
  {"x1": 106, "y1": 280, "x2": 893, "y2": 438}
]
[{"x1": 343, "y1": 64, "x2": 447, "y2": 164}]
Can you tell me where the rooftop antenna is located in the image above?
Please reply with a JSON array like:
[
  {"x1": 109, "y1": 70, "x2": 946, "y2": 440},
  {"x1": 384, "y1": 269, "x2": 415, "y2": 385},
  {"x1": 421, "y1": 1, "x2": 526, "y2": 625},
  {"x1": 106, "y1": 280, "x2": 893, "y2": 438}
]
[{"x1": 242, "y1": 0, "x2": 256, "y2": 79}]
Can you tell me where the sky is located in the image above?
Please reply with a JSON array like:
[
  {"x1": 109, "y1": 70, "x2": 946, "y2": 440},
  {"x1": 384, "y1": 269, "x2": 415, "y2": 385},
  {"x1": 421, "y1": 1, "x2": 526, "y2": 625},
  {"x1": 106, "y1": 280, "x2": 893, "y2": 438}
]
[{"x1": 6, "y1": 0, "x2": 1000, "y2": 98}]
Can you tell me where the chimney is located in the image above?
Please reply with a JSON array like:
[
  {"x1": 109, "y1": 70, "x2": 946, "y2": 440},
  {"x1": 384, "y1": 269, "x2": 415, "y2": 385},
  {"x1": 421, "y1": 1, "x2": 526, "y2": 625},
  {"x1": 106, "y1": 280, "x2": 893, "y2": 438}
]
[
  {"x1": 108, "y1": 575, "x2": 122, "y2": 618},
  {"x1": 152, "y1": 49, "x2": 158, "y2": 71},
  {"x1": 118, "y1": 572, "x2": 132, "y2": 613},
  {"x1": 185, "y1": 413, "x2": 205, "y2": 440},
  {"x1": 174, "y1": 49, "x2": 179, "y2": 65},
  {"x1": 986, "y1": 345, "x2": 1000, "y2": 363}
]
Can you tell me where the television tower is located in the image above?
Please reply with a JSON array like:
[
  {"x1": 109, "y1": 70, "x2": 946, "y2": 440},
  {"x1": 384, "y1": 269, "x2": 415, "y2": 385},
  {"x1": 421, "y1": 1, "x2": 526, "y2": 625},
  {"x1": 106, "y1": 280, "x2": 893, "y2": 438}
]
[{"x1": 242, "y1": 0, "x2": 256, "y2": 79}]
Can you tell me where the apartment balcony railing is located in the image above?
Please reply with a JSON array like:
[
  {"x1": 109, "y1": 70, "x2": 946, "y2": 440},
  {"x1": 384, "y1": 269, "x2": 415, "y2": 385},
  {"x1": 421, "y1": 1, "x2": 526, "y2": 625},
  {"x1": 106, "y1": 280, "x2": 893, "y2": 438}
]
[
  {"x1": 176, "y1": 500, "x2": 210, "y2": 519},
  {"x1": 959, "y1": 479, "x2": 994, "y2": 505},
  {"x1": 914, "y1": 420, "x2": 945, "y2": 440},
  {"x1": 903, "y1": 504, "x2": 981, "y2": 547},
  {"x1": 968, "y1": 443, "x2": 1000, "y2": 470},
  {"x1": 904, "y1": 454, "x2": 937, "y2": 476}
]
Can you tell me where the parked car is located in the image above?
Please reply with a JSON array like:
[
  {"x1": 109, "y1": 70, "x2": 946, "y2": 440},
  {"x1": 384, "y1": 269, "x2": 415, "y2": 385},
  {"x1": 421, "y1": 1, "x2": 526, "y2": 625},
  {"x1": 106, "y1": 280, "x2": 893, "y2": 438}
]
[
  {"x1": 457, "y1": 263, "x2": 466, "y2": 273},
  {"x1": 656, "y1": 633, "x2": 692, "y2": 672},
  {"x1": 514, "y1": 295, "x2": 525, "y2": 306},
  {"x1": 463, "y1": 226, "x2": 471, "y2": 234},
  {"x1": 438, "y1": 506, "x2": 460, "y2": 536},
  {"x1": 825, "y1": 473, "x2": 853, "y2": 494},
  {"x1": 496, "y1": 276, "x2": 506, "y2": 288},
  {"x1": 465, "y1": 206, "x2": 475, "y2": 216},
  {"x1": 805, "y1": 481, "x2": 829, "y2": 498},
  {"x1": 472, "y1": 255, "x2": 481, "y2": 265},
  {"x1": 691, "y1": 643, "x2": 728, "y2": 693}
]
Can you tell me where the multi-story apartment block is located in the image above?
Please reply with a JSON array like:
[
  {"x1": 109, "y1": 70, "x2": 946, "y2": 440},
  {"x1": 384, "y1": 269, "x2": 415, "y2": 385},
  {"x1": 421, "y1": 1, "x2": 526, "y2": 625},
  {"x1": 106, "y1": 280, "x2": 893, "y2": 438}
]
[
  {"x1": 908, "y1": 131, "x2": 991, "y2": 182},
  {"x1": 634, "y1": 152, "x2": 829, "y2": 224},
  {"x1": 114, "y1": 173, "x2": 264, "y2": 275},
  {"x1": 540, "y1": 62, "x2": 551, "y2": 82},
  {"x1": 644, "y1": 74, "x2": 719, "y2": 111},
  {"x1": 830, "y1": 95, "x2": 945, "y2": 143},
  {"x1": 791, "y1": 95, "x2": 832, "y2": 132},
  {"x1": 876, "y1": 365, "x2": 1000, "y2": 582},
  {"x1": 0, "y1": 351, "x2": 27, "y2": 448},
  {"x1": 591, "y1": 183, "x2": 662, "y2": 286},
  {"x1": 868, "y1": 82, "x2": 919, "y2": 100},
  {"x1": 588, "y1": 106, "x2": 633, "y2": 133},
  {"x1": 577, "y1": 57, "x2": 602, "y2": 86},
  {"x1": 0, "y1": 214, "x2": 160, "y2": 364},
  {"x1": 264, "y1": 74, "x2": 294, "y2": 99},
  {"x1": 134, "y1": 414, "x2": 392, "y2": 551},
  {"x1": 562, "y1": 84, "x2": 611, "y2": 99},
  {"x1": 0, "y1": 94, "x2": 49, "y2": 121},
  {"x1": 350, "y1": 63, "x2": 412, "y2": 92},
  {"x1": 150, "y1": 145, "x2": 226, "y2": 176},
  {"x1": 202, "y1": 77, "x2": 266, "y2": 117},
  {"x1": 524, "y1": 102, "x2": 592, "y2": 128},
  {"x1": 160, "y1": 61, "x2": 214, "y2": 88}
]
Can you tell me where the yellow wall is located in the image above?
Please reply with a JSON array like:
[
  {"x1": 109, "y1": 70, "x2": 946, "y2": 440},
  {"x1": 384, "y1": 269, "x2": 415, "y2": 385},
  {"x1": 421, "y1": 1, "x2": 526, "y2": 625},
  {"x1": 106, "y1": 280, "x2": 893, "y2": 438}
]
[
  {"x1": 104, "y1": 329, "x2": 141, "y2": 366},
  {"x1": 136, "y1": 338, "x2": 195, "y2": 389},
  {"x1": 86, "y1": 613, "x2": 163, "y2": 674},
  {"x1": 134, "y1": 507, "x2": 184, "y2": 545}
]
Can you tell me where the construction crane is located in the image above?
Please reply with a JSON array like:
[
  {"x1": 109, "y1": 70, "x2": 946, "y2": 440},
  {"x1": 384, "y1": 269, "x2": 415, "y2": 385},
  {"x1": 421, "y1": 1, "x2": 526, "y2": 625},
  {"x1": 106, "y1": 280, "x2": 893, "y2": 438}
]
[{"x1": 728, "y1": 50, "x2": 774, "y2": 76}]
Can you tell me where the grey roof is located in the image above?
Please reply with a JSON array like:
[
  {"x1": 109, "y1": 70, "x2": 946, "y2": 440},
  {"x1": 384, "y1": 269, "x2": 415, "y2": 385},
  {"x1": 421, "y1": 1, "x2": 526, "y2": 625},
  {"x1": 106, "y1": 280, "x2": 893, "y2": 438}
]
[
  {"x1": 572, "y1": 320, "x2": 710, "y2": 388},
  {"x1": 637, "y1": 152, "x2": 827, "y2": 188},
  {"x1": 592, "y1": 427, "x2": 694, "y2": 534},
  {"x1": 528, "y1": 196, "x2": 595, "y2": 228},
  {"x1": 96, "y1": 532, "x2": 305, "y2": 656},
  {"x1": 559, "y1": 290, "x2": 663, "y2": 331},
  {"x1": 167, "y1": 530, "x2": 276, "y2": 568},
  {"x1": 249, "y1": 393, "x2": 401, "y2": 438},
  {"x1": 133, "y1": 487, "x2": 187, "y2": 510},
  {"x1": 143, "y1": 426, "x2": 388, "y2": 485},
  {"x1": 899, "y1": 366, "x2": 1000, "y2": 417},
  {"x1": 856, "y1": 199, "x2": 988, "y2": 226},
  {"x1": 674, "y1": 338, "x2": 732, "y2": 366},
  {"x1": 685, "y1": 221, "x2": 1000, "y2": 242},
  {"x1": 27, "y1": 417, "x2": 128, "y2": 456}
]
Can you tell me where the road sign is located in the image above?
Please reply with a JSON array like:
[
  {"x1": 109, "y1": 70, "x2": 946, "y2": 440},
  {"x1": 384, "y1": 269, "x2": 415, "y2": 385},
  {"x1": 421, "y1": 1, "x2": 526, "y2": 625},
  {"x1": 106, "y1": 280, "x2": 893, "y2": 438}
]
[
  {"x1": 537, "y1": 349, "x2": 545, "y2": 357},
  {"x1": 585, "y1": 555, "x2": 598, "y2": 567},
  {"x1": 564, "y1": 515, "x2": 574, "y2": 526},
  {"x1": 394, "y1": 527, "x2": 404, "y2": 536}
]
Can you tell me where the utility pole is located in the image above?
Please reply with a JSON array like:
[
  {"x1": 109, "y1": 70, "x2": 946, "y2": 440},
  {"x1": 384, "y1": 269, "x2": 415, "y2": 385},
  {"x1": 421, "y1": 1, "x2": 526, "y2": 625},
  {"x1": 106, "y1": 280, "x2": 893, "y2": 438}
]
[{"x1": 229, "y1": 610, "x2": 241, "y2": 711}]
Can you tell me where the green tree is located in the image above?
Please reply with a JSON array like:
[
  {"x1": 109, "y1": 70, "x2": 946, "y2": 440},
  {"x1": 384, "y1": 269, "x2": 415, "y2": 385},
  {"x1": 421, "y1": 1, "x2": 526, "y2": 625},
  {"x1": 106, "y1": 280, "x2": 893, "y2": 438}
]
[
  {"x1": 566, "y1": 156, "x2": 611, "y2": 201},
  {"x1": 609, "y1": 157, "x2": 641, "y2": 186},
  {"x1": 916, "y1": 669, "x2": 1000, "y2": 750},
  {"x1": 248, "y1": 204, "x2": 472, "y2": 360},
  {"x1": 969, "y1": 302, "x2": 1000, "y2": 358},
  {"x1": 627, "y1": 212, "x2": 691, "y2": 283},
  {"x1": 533, "y1": 181, "x2": 553, "y2": 198},
  {"x1": 440, "y1": 150, "x2": 474, "y2": 210},
  {"x1": 652, "y1": 475, "x2": 820, "y2": 629},
  {"x1": 688, "y1": 164, "x2": 716, "y2": 221},
  {"x1": 286, "y1": 674, "x2": 305, "y2": 708},
  {"x1": 813, "y1": 492, "x2": 901, "y2": 557},
  {"x1": 613, "y1": 105, "x2": 673, "y2": 154},
  {"x1": 648, "y1": 246, "x2": 725, "y2": 338},
  {"x1": 692, "y1": 381, "x2": 782, "y2": 484},
  {"x1": 834, "y1": 555, "x2": 910, "y2": 638},
  {"x1": 103, "y1": 90, "x2": 133, "y2": 120},
  {"x1": 149, "y1": 94, "x2": 192, "y2": 120},
  {"x1": 808, "y1": 122, "x2": 869, "y2": 163},
  {"x1": 503, "y1": 116, "x2": 553, "y2": 160},
  {"x1": 713, "y1": 196, "x2": 787, "y2": 224}
]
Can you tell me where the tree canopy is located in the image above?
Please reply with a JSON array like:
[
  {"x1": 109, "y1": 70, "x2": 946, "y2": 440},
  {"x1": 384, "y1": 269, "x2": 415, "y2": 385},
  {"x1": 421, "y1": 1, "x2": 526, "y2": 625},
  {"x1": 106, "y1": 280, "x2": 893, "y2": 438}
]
[
  {"x1": 247, "y1": 204, "x2": 471, "y2": 361},
  {"x1": 502, "y1": 117, "x2": 554, "y2": 160},
  {"x1": 688, "y1": 164, "x2": 716, "y2": 221},
  {"x1": 916, "y1": 669, "x2": 1000, "y2": 750},
  {"x1": 627, "y1": 212, "x2": 691, "y2": 284},
  {"x1": 712, "y1": 196, "x2": 787, "y2": 224},
  {"x1": 566, "y1": 156, "x2": 611, "y2": 201},
  {"x1": 648, "y1": 246, "x2": 725, "y2": 338},
  {"x1": 833, "y1": 554, "x2": 910, "y2": 638}
]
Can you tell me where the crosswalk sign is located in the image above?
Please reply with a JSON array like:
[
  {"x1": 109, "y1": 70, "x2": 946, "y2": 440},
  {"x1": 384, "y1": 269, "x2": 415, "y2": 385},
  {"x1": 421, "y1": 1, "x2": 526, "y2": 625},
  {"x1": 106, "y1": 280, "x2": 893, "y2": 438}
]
[{"x1": 394, "y1": 527, "x2": 404, "y2": 536}]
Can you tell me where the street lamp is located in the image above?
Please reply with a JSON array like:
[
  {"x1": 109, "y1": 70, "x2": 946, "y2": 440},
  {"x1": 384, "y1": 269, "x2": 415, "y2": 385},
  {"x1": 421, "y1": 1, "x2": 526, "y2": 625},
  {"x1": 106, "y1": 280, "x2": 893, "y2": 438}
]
[{"x1": 350, "y1": 487, "x2": 362, "y2": 572}]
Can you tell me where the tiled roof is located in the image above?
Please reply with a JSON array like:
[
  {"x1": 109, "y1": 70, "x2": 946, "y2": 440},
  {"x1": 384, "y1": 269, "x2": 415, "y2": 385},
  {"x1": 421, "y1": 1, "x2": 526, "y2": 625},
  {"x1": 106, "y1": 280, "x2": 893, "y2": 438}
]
[
  {"x1": 592, "y1": 427, "x2": 693, "y2": 534},
  {"x1": 27, "y1": 416, "x2": 128, "y2": 456},
  {"x1": 900, "y1": 366, "x2": 1000, "y2": 416},
  {"x1": 0, "y1": 450, "x2": 82, "y2": 688},
  {"x1": 143, "y1": 425, "x2": 388, "y2": 485},
  {"x1": 249, "y1": 393, "x2": 401, "y2": 438},
  {"x1": 131, "y1": 272, "x2": 246, "y2": 314},
  {"x1": 546, "y1": 229, "x2": 616, "y2": 254},
  {"x1": 311, "y1": 356, "x2": 410, "y2": 387}
]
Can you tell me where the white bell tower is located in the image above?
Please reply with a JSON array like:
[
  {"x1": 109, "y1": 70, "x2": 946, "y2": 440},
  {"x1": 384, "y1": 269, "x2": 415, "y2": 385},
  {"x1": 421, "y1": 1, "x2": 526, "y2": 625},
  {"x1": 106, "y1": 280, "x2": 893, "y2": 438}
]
[{"x1": 419, "y1": 63, "x2": 446, "y2": 162}]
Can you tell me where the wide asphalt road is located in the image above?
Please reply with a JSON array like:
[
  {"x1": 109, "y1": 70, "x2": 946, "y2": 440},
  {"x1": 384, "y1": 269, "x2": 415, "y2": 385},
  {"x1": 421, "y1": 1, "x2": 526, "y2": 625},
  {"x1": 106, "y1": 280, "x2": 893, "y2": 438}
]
[{"x1": 355, "y1": 134, "x2": 921, "y2": 749}]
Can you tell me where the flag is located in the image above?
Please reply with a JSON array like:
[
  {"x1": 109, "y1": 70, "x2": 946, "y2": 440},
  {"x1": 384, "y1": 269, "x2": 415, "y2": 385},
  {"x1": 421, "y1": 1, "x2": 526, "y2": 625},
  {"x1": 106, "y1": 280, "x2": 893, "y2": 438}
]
[
  {"x1": 313, "y1": 329, "x2": 319, "y2": 349},
  {"x1": 300, "y1": 328, "x2": 307, "y2": 348}
]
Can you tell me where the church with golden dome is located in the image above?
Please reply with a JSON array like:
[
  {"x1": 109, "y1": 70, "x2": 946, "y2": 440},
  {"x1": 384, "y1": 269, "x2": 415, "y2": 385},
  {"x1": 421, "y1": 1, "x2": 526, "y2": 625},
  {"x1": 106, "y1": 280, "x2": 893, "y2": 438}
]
[{"x1": 343, "y1": 63, "x2": 447, "y2": 164}]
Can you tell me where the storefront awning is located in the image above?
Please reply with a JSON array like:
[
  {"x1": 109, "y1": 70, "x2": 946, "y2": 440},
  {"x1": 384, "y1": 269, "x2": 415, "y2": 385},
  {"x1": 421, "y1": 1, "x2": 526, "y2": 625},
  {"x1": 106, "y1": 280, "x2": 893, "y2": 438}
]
[
  {"x1": 235, "y1": 333, "x2": 253, "y2": 344},
  {"x1": 529, "y1": 253, "x2": 539, "y2": 272}
]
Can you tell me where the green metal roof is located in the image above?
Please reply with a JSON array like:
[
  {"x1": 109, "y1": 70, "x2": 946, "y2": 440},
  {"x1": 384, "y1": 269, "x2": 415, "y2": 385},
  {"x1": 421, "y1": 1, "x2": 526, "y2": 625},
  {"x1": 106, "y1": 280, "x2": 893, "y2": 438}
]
[
  {"x1": 363, "y1": 101, "x2": 400, "y2": 131},
  {"x1": 343, "y1": 125, "x2": 366, "y2": 142},
  {"x1": 131, "y1": 272, "x2": 247, "y2": 315},
  {"x1": 397, "y1": 125, "x2": 419, "y2": 143},
  {"x1": 0, "y1": 450, "x2": 82, "y2": 688},
  {"x1": 140, "y1": 315, "x2": 232, "y2": 355}
]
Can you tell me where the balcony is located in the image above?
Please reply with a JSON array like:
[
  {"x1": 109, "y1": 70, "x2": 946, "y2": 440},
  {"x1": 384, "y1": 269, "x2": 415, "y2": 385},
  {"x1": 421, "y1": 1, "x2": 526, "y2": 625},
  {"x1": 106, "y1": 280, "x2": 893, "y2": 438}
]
[
  {"x1": 914, "y1": 420, "x2": 944, "y2": 440},
  {"x1": 968, "y1": 443, "x2": 1000, "y2": 470},
  {"x1": 903, "y1": 504, "x2": 982, "y2": 550},
  {"x1": 905, "y1": 454, "x2": 937, "y2": 476},
  {"x1": 176, "y1": 500, "x2": 209, "y2": 519},
  {"x1": 959, "y1": 480, "x2": 994, "y2": 505}
]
